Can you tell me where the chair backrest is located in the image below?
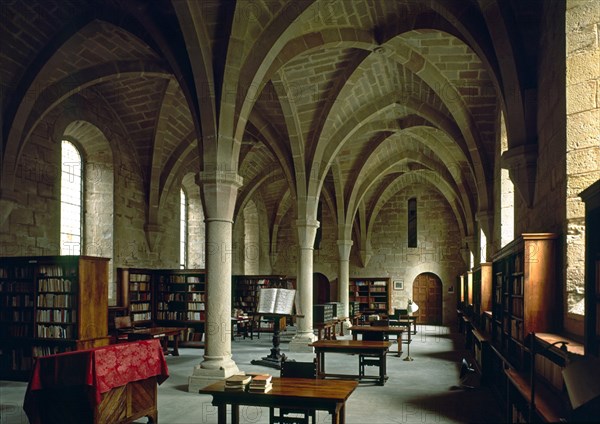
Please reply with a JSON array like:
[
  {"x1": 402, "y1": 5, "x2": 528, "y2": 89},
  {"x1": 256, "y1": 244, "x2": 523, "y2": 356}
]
[
  {"x1": 394, "y1": 308, "x2": 408, "y2": 318},
  {"x1": 371, "y1": 319, "x2": 389, "y2": 327},
  {"x1": 362, "y1": 331, "x2": 385, "y2": 341},
  {"x1": 114, "y1": 315, "x2": 132, "y2": 330},
  {"x1": 280, "y1": 358, "x2": 317, "y2": 379}
]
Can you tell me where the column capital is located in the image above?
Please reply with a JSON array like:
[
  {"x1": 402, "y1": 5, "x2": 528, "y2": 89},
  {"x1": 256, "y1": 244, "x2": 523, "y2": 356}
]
[
  {"x1": 197, "y1": 170, "x2": 243, "y2": 187},
  {"x1": 295, "y1": 219, "x2": 320, "y2": 249},
  {"x1": 337, "y1": 239, "x2": 353, "y2": 260},
  {"x1": 501, "y1": 144, "x2": 537, "y2": 208},
  {"x1": 196, "y1": 171, "x2": 243, "y2": 221}
]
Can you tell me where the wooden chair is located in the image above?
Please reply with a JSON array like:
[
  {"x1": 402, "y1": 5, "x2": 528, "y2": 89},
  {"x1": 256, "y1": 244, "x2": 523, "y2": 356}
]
[
  {"x1": 269, "y1": 358, "x2": 317, "y2": 424},
  {"x1": 114, "y1": 315, "x2": 133, "y2": 342},
  {"x1": 359, "y1": 331, "x2": 385, "y2": 378}
]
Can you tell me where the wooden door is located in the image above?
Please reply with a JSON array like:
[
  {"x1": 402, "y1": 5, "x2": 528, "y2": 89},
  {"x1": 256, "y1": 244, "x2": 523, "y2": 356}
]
[
  {"x1": 313, "y1": 273, "x2": 330, "y2": 304},
  {"x1": 412, "y1": 273, "x2": 443, "y2": 325}
]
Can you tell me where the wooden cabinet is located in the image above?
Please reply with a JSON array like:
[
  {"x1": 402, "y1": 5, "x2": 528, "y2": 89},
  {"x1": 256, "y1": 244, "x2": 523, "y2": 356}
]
[
  {"x1": 349, "y1": 278, "x2": 391, "y2": 315},
  {"x1": 580, "y1": 180, "x2": 600, "y2": 356},
  {"x1": 491, "y1": 233, "x2": 558, "y2": 368},
  {"x1": 0, "y1": 255, "x2": 110, "y2": 380}
]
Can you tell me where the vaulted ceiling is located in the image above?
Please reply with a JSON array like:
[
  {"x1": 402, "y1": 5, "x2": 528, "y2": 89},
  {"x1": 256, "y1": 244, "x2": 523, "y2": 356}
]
[{"x1": 1, "y1": 0, "x2": 542, "y2": 248}]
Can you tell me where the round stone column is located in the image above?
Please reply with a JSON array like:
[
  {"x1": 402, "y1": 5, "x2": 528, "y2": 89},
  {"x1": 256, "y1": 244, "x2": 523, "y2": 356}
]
[
  {"x1": 337, "y1": 239, "x2": 353, "y2": 331},
  {"x1": 289, "y1": 219, "x2": 319, "y2": 352},
  {"x1": 188, "y1": 171, "x2": 243, "y2": 392}
]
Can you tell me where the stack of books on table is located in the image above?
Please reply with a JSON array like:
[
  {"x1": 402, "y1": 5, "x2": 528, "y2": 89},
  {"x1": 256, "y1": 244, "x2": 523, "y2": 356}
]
[
  {"x1": 224, "y1": 374, "x2": 252, "y2": 391},
  {"x1": 248, "y1": 374, "x2": 273, "y2": 393}
]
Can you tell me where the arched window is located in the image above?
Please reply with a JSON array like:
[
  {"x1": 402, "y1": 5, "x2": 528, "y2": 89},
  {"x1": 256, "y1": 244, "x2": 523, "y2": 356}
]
[
  {"x1": 500, "y1": 112, "x2": 514, "y2": 248},
  {"x1": 408, "y1": 197, "x2": 417, "y2": 247},
  {"x1": 60, "y1": 140, "x2": 83, "y2": 255},
  {"x1": 180, "y1": 188, "x2": 188, "y2": 269}
]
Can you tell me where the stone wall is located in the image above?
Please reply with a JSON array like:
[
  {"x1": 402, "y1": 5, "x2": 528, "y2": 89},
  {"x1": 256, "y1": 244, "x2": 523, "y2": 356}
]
[
  {"x1": 565, "y1": 0, "x2": 600, "y2": 332},
  {"x1": 270, "y1": 183, "x2": 465, "y2": 325}
]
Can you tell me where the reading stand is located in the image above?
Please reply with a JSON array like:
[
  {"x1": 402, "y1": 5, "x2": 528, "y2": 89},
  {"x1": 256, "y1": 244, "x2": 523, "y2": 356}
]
[
  {"x1": 251, "y1": 313, "x2": 292, "y2": 369},
  {"x1": 250, "y1": 287, "x2": 297, "y2": 370}
]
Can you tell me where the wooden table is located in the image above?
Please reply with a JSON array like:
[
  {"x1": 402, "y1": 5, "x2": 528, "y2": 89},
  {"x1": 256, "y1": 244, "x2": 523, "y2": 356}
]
[
  {"x1": 349, "y1": 325, "x2": 405, "y2": 357},
  {"x1": 309, "y1": 340, "x2": 392, "y2": 386},
  {"x1": 199, "y1": 377, "x2": 358, "y2": 424},
  {"x1": 122, "y1": 326, "x2": 185, "y2": 356}
]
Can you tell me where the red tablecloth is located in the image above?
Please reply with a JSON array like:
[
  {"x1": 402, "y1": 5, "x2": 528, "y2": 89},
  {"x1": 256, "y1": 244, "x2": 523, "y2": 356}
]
[{"x1": 23, "y1": 339, "x2": 169, "y2": 423}]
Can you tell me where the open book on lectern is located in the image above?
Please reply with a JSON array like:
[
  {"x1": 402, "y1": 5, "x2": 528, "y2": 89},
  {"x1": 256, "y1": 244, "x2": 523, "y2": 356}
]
[{"x1": 257, "y1": 288, "x2": 296, "y2": 315}]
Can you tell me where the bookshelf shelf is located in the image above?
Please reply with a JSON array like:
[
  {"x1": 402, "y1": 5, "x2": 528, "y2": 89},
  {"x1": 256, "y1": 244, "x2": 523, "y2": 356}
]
[{"x1": 0, "y1": 255, "x2": 110, "y2": 381}]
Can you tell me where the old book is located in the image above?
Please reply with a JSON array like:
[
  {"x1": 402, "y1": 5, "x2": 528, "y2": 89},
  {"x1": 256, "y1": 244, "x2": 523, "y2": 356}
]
[
  {"x1": 257, "y1": 288, "x2": 296, "y2": 315},
  {"x1": 225, "y1": 374, "x2": 251, "y2": 389},
  {"x1": 248, "y1": 383, "x2": 273, "y2": 393},
  {"x1": 250, "y1": 374, "x2": 272, "y2": 386}
]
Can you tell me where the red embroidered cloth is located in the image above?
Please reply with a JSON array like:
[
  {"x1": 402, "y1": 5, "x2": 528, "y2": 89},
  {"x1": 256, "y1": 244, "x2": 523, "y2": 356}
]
[{"x1": 23, "y1": 339, "x2": 169, "y2": 423}]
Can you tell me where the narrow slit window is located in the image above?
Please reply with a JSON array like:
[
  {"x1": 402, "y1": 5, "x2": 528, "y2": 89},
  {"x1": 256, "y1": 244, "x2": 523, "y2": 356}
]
[
  {"x1": 60, "y1": 140, "x2": 83, "y2": 255},
  {"x1": 180, "y1": 188, "x2": 188, "y2": 269},
  {"x1": 408, "y1": 198, "x2": 417, "y2": 248}
]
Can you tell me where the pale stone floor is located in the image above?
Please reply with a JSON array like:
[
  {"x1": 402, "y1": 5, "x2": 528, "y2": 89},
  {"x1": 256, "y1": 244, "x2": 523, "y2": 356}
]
[{"x1": 0, "y1": 325, "x2": 503, "y2": 424}]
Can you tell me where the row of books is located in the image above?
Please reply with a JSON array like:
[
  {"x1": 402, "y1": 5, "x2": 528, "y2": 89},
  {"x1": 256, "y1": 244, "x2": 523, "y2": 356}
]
[
  {"x1": 1, "y1": 294, "x2": 33, "y2": 306},
  {"x1": 156, "y1": 302, "x2": 206, "y2": 311},
  {"x1": 0, "y1": 282, "x2": 34, "y2": 292},
  {"x1": 225, "y1": 373, "x2": 273, "y2": 393},
  {"x1": 162, "y1": 275, "x2": 204, "y2": 283},
  {"x1": 130, "y1": 302, "x2": 151, "y2": 312},
  {"x1": 38, "y1": 278, "x2": 73, "y2": 292},
  {"x1": 160, "y1": 293, "x2": 205, "y2": 302},
  {"x1": 37, "y1": 293, "x2": 73, "y2": 307}
]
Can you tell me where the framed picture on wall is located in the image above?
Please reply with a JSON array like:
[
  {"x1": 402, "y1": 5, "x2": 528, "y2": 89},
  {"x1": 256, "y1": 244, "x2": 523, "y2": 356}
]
[{"x1": 393, "y1": 280, "x2": 404, "y2": 290}]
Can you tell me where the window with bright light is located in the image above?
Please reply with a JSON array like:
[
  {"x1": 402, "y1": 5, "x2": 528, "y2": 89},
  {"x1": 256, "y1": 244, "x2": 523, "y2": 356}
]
[
  {"x1": 180, "y1": 188, "x2": 188, "y2": 268},
  {"x1": 60, "y1": 140, "x2": 82, "y2": 255}
]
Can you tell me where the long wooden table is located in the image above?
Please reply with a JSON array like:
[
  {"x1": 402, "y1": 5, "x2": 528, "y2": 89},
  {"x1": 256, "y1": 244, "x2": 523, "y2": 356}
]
[
  {"x1": 309, "y1": 340, "x2": 392, "y2": 386},
  {"x1": 199, "y1": 377, "x2": 358, "y2": 424},
  {"x1": 122, "y1": 326, "x2": 185, "y2": 356},
  {"x1": 349, "y1": 325, "x2": 405, "y2": 357}
]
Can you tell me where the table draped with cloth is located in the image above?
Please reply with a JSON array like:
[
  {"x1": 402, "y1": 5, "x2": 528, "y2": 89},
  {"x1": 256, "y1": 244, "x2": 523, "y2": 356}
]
[{"x1": 24, "y1": 339, "x2": 169, "y2": 424}]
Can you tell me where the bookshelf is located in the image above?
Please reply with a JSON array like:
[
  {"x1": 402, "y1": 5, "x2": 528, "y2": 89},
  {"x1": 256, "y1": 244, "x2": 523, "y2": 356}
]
[
  {"x1": 120, "y1": 268, "x2": 154, "y2": 326},
  {"x1": 349, "y1": 278, "x2": 391, "y2": 315},
  {"x1": 117, "y1": 268, "x2": 207, "y2": 345},
  {"x1": 491, "y1": 233, "x2": 558, "y2": 369},
  {"x1": 581, "y1": 180, "x2": 600, "y2": 356},
  {"x1": 0, "y1": 255, "x2": 110, "y2": 380},
  {"x1": 155, "y1": 269, "x2": 206, "y2": 324}
]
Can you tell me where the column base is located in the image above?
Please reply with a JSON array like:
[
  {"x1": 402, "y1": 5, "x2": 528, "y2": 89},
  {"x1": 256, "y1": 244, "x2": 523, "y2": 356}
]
[
  {"x1": 341, "y1": 318, "x2": 352, "y2": 334},
  {"x1": 188, "y1": 360, "x2": 240, "y2": 393},
  {"x1": 288, "y1": 332, "x2": 316, "y2": 353}
]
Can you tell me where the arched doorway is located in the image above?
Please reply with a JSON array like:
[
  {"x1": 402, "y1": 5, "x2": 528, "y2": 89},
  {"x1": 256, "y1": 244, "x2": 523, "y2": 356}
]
[
  {"x1": 313, "y1": 273, "x2": 330, "y2": 304},
  {"x1": 412, "y1": 273, "x2": 443, "y2": 325}
]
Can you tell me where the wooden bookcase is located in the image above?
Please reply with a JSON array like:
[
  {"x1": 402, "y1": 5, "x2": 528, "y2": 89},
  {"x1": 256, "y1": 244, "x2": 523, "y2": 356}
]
[
  {"x1": 349, "y1": 277, "x2": 391, "y2": 315},
  {"x1": 491, "y1": 233, "x2": 558, "y2": 369},
  {"x1": 117, "y1": 268, "x2": 207, "y2": 344},
  {"x1": 119, "y1": 268, "x2": 154, "y2": 326},
  {"x1": 232, "y1": 275, "x2": 293, "y2": 332},
  {"x1": 155, "y1": 269, "x2": 206, "y2": 324},
  {"x1": 581, "y1": 180, "x2": 600, "y2": 357},
  {"x1": 0, "y1": 255, "x2": 110, "y2": 380}
]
